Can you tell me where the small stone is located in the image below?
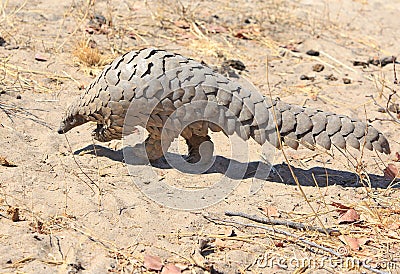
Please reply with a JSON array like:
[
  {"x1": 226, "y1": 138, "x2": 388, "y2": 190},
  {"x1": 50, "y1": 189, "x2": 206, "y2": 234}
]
[
  {"x1": 353, "y1": 60, "x2": 369, "y2": 67},
  {"x1": 306, "y1": 49, "x2": 320, "y2": 56},
  {"x1": 0, "y1": 37, "x2": 6, "y2": 46},
  {"x1": 300, "y1": 75, "x2": 315, "y2": 81},
  {"x1": 377, "y1": 107, "x2": 386, "y2": 113},
  {"x1": 325, "y1": 74, "x2": 338, "y2": 81},
  {"x1": 343, "y1": 78, "x2": 351, "y2": 84},
  {"x1": 94, "y1": 14, "x2": 107, "y2": 25},
  {"x1": 244, "y1": 18, "x2": 256, "y2": 24},
  {"x1": 312, "y1": 64, "x2": 324, "y2": 72},
  {"x1": 35, "y1": 53, "x2": 48, "y2": 62},
  {"x1": 221, "y1": 59, "x2": 246, "y2": 71}
]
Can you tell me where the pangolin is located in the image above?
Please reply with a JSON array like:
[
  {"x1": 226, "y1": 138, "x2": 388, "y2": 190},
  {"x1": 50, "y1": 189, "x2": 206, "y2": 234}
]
[{"x1": 58, "y1": 48, "x2": 391, "y2": 162}]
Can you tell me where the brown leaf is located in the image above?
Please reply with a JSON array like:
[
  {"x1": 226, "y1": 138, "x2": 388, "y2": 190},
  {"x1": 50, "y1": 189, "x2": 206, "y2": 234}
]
[
  {"x1": 161, "y1": 264, "x2": 181, "y2": 274},
  {"x1": 144, "y1": 254, "x2": 163, "y2": 271},
  {"x1": 339, "y1": 235, "x2": 369, "y2": 251},
  {"x1": 0, "y1": 156, "x2": 16, "y2": 167},
  {"x1": 261, "y1": 206, "x2": 279, "y2": 217},
  {"x1": 338, "y1": 208, "x2": 360, "y2": 224},
  {"x1": 274, "y1": 241, "x2": 284, "y2": 247},
  {"x1": 394, "y1": 152, "x2": 400, "y2": 162},
  {"x1": 331, "y1": 202, "x2": 351, "y2": 214},
  {"x1": 384, "y1": 164, "x2": 399, "y2": 180}
]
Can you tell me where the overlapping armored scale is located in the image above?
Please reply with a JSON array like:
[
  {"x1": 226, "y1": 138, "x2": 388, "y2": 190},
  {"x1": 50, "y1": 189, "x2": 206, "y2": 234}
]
[
  {"x1": 263, "y1": 101, "x2": 390, "y2": 154},
  {"x1": 59, "y1": 48, "x2": 390, "y2": 156}
]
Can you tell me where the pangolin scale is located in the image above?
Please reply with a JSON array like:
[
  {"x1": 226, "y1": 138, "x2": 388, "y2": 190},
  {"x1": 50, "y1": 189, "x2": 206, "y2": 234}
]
[{"x1": 58, "y1": 48, "x2": 391, "y2": 162}]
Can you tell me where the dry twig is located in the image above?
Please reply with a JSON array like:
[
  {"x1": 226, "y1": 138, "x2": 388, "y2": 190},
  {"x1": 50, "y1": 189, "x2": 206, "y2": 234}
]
[{"x1": 225, "y1": 211, "x2": 340, "y2": 236}]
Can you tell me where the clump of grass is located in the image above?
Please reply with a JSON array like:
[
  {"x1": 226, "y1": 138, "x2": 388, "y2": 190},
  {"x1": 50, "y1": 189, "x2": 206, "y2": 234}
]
[{"x1": 73, "y1": 39, "x2": 104, "y2": 67}]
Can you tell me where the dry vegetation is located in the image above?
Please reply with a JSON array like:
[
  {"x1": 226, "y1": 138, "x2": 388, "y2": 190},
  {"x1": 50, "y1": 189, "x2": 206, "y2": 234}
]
[{"x1": 0, "y1": 0, "x2": 400, "y2": 273}]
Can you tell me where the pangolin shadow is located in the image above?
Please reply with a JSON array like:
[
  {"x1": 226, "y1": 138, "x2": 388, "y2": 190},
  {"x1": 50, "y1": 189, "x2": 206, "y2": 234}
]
[{"x1": 74, "y1": 144, "x2": 397, "y2": 189}]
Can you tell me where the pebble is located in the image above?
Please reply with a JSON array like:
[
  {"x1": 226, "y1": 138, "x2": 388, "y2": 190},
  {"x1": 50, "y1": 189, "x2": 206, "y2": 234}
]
[
  {"x1": 353, "y1": 60, "x2": 369, "y2": 67},
  {"x1": 312, "y1": 64, "x2": 324, "y2": 72},
  {"x1": 343, "y1": 77, "x2": 351, "y2": 84},
  {"x1": 35, "y1": 53, "x2": 48, "y2": 62},
  {"x1": 325, "y1": 74, "x2": 338, "y2": 81},
  {"x1": 306, "y1": 49, "x2": 320, "y2": 56},
  {"x1": 222, "y1": 59, "x2": 246, "y2": 71},
  {"x1": 94, "y1": 14, "x2": 107, "y2": 25},
  {"x1": 0, "y1": 37, "x2": 6, "y2": 46},
  {"x1": 300, "y1": 75, "x2": 315, "y2": 81}
]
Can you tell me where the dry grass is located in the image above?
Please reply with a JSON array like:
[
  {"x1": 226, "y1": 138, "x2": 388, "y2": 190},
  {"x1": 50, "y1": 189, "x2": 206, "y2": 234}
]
[{"x1": 72, "y1": 39, "x2": 109, "y2": 68}]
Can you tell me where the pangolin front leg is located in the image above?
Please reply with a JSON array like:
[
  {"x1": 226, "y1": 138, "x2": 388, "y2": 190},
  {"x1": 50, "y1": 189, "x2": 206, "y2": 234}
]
[{"x1": 184, "y1": 134, "x2": 214, "y2": 163}]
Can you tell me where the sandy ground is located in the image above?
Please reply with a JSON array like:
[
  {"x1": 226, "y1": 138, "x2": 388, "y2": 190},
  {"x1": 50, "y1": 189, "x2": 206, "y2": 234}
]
[{"x1": 0, "y1": 0, "x2": 400, "y2": 273}]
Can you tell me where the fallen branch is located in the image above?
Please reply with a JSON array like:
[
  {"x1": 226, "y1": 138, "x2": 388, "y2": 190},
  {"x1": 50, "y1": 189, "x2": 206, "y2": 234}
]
[
  {"x1": 225, "y1": 211, "x2": 340, "y2": 236},
  {"x1": 205, "y1": 214, "x2": 339, "y2": 255},
  {"x1": 204, "y1": 215, "x2": 389, "y2": 274}
]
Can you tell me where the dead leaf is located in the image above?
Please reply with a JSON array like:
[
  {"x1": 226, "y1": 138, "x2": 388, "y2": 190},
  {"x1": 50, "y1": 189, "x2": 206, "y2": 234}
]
[
  {"x1": 274, "y1": 241, "x2": 284, "y2": 248},
  {"x1": 395, "y1": 152, "x2": 400, "y2": 162},
  {"x1": 383, "y1": 164, "x2": 399, "y2": 180},
  {"x1": 144, "y1": 254, "x2": 163, "y2": 271},
  {"x1": 339, "y1": 235, "x2": 369, "y2": 251},
  {"x1": 331, "y1": 202, "x2": 351, "y2": 213},
  {"x1": 0, "y1": 156, "x2": 16, "y2": 167},
  {"x1": 161, "y1": 264, "x2": 181, "y2": 274},
  {"x1": 261, "y1": 206, "x2": 279, "y2": 217},
  {"x1": 338, "y1": 208, "x2": 360, "y2": 224}
]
